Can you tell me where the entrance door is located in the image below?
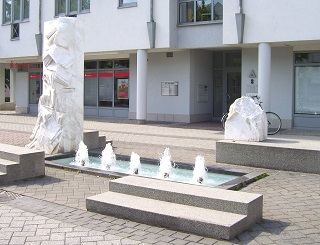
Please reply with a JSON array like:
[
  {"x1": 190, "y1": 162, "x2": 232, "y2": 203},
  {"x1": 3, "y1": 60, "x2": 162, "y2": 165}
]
[
  {"x1": 212, "y1": 51, "x2": 241, "y2": 120},
  {"x1": 226, "y1": 71, "x2": 241, "y2": 111}
]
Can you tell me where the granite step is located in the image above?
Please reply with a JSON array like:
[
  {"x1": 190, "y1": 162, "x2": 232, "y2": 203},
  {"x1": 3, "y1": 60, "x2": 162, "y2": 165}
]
[
  {"x1": 86, "y1": 191, "x2": 247, "y2": 240},
  {"x1": 109, "y1": 176, "x2": 263, "y2": 217},
  {"x1": 0, "y1": 159, "x2": 19, "y2": 174}
]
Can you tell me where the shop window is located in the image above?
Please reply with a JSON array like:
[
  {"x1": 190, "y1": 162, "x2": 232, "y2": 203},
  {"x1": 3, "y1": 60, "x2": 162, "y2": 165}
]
[
  {"x1": 179, "y1": 0, "x2": 223, "y2": 24},
  {"x1": 119, "y1": 0, "x2": 137, "y2": 8},
  {"x1": 98, "y1": 71, "x2": 113, "y2": 107},
  {"x1": 84, "y1": 59, "x2": 130, "y2": 109},
  {"x1": 114, "y1": 71, "x2": 129, "y2": 108},
  {"x1": 29, "y1": 73, "x2": 42, "y2": 104},
  {"x1": 84, "y1": 72, "x2": 98, "y2": 106},
  {"x1": 99, "y1": 60, "x2": 113, "y2": 69},
  {"x1": 3, "y1": 0, "x2": 29, "y2": 24},
  {"x1": 294, "y1": 52, "x2": 320, "y2": 115},
  {"x1": 55, "y1": 0, "x2": 90, "y2": 16},
  {"x1": 84, "y1": 61, "x2": 97, "y2": 69}
]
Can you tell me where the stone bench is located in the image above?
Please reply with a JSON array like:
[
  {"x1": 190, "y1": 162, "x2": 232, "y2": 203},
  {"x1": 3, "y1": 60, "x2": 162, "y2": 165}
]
[{"x1": 0, "y1": 143, "x2": 45, "y2": 183}]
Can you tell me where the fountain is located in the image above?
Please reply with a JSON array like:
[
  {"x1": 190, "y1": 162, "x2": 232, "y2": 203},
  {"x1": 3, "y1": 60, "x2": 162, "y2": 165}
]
[
  {"x1": 129, "y1": 152, "x2": 141, "y2": 174},
  {"x1": 50, "y1": 144, "x2": 243, "y2": 188},
  {"x1": 74, "y1": 141, "x2": 89, "y2": 166},
  {"x1": 192, "y1": 155, "x2": 207, "y2": 184},
  {"x1": 157, "y1": 148, "x2": 175, "y2": 179},
  {"x1": 101, "y1": 143, "x2": 116, "y2": 170}
]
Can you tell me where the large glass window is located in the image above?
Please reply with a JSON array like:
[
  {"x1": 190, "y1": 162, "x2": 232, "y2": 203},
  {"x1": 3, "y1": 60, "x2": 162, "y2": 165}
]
[
  {"x1": 179, "y1": 0, "x2": 223, "y2": 24},
  {"x1": 98, "y1": 71, "x2": 113, "y2": 107},
  {"x1": 84, "y1": 72, "x2": 98, "y2": 106},
  {"x1": 55, "y1": 0, "x2": 90, "y2": 16},
  {"x1": 3, "y1": 0, "x2": 29, "y2": 24},
  {"x1": 84, "y1": 60, "x2": 130, "y2": 108},
  {"x1": 295, "y1": 53, "x2": 320, "y2": 115}
]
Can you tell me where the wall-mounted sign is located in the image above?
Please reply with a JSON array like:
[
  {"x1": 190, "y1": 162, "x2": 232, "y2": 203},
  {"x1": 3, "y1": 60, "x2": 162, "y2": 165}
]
[
  {"x1": 197, "y1": 85, "x2": 208, "y2": 102},
  {"x1": 161, "y1": 82, "x2": 178, "y2": 96}
]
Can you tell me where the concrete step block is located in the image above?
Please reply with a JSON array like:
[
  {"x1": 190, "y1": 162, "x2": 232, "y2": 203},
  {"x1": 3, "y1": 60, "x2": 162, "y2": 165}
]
[
  {"x1": 0, "y1": 172, "x2": 7, "y2": 182},
  {"x1": 0, "y1": 159, "x2": 19, "y2": 174},
  {"x1": 86, "y1": 191, "x2": 247, "y2": 240},
  {"x1": 0, "y1": 143, "x2": 45, "y2": 182},
  {"x1": 216, "y1": 140, "x2": 320, "y2": 174},
  {"x1": 109, "y1": 176, "x2": 262, "y2": 223},
  {"x1": 98, "y1": 135, "x2": 106, "y2": 148},
  {"x1": 83, "y1": 130, "x2": 100, "y2": 150}
]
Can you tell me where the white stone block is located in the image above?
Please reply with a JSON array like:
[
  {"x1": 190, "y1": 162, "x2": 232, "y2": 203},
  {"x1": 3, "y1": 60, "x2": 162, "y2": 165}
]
[
  {"x1": 225, "y1": 96, "x2": 267, "y2": 142},
  {"x1": 26, "y1": 17, "x2": 84, "y2": 154}
]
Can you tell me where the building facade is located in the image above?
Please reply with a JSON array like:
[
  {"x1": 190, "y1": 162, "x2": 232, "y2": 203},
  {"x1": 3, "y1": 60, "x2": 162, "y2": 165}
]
[{"x1": 0, "y1": 0, "x2": 319, "y2": 129}]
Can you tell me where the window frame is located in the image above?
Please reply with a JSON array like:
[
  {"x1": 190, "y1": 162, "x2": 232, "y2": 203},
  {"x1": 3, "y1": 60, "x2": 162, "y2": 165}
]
[
  {"x1": 11, "y1": 22, "x2": 20, "y2": 40},
  {"x1": 178, "y1": 0, "x2": 223, "y2": 25},
  {"x1": 118, "y1": 0, "x2": 137, "y2": 8},
  {"x1": 2, "y1": 0, "x2": 30, "y2": 25},
  {"x1": 55, "y1": 0, "x2": 90, "y2": 17}
]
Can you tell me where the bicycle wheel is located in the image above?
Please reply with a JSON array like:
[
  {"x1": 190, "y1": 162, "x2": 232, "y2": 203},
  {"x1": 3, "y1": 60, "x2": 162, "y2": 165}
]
[
  {"x1": 266, "y1": 112, "x2": 282, "y2": 135},
  {"x1": 221, "y1": 113, "x2": 228, "y2": 129}
]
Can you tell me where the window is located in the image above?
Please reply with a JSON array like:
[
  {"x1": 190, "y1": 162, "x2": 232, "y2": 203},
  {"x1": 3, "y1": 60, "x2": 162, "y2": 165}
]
[
  {"x1": 11, "y1": 23, "x2": 19, "y2": 39},
  {"x1": 294, "y1": 52, "x2": 320, "y2": 115},
  {"x1": 2, "y1": 0, "x2": 29, "y2": 24},
  {"x1": 119, "y1": 0, "x2": 137, "y2": 8},
  {"x1": 84, "y1": 60, "x2": 130, "y2": 108},
  {"x1": 55, "y1": 0, "x2": 90, "y2": 16},
  {"x1": 179, "y1": 0, "x2": 223, "y2": 24}
]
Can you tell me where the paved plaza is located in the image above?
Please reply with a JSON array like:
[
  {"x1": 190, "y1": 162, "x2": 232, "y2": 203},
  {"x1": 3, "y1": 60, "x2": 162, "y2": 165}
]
[{"x1": 0, "y1": 111, "x2": 320, "y2": 244}]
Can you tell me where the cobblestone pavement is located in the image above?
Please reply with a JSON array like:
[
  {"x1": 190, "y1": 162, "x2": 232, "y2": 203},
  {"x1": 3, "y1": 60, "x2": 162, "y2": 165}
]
[{"x1": 0, "y1": 111, "x2": 320, "y2": 244}]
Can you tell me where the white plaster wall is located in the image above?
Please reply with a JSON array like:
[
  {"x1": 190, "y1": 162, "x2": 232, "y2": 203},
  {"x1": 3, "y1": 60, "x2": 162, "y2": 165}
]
[
  {"x1": 80, "y1": 0, "x2": 173, "y2": 53},
  {"x1": 190, "y1": 50, "x2": 213, "y2": 115},
  {"x1": 224, "y1": 0, "x2": 320, "y2": 44},
  {"x1": 15, "y1": 72, "x2": 29, "y2": 112},
  {"x1": 178, "y1": 24, "x2": 223, "y2": 48},
  {"x1": 129, "y1": 51, "x2": 191, "y2": 117},
  {"x1": 242, "y1": 47, "x2": 294, "y2": 126}
]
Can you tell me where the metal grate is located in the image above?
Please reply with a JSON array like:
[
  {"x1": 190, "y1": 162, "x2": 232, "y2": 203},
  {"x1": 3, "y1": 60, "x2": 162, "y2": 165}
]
[{"x1": 0, "y1": 190, "x2": 22, "y2": 203}]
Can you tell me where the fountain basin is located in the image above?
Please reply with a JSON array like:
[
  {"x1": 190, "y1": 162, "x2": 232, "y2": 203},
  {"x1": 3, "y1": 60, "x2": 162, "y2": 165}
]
[{"x1": 45, "y1": 153, "x2": 265, "y2": 190}]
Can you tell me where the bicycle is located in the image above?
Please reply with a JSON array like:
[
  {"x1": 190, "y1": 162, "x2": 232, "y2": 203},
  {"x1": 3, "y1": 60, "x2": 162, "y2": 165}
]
[{"x1": 221, "y1": 96, "x2": 282, "y2": 135}]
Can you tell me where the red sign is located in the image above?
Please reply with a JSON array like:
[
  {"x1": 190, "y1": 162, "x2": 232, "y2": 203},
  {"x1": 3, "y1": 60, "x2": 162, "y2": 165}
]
[
  {"x1": 10, "y1": 61, "x2": 35, "y2": 69},
  {"x1": 84, "y1": 73, "x2": 97, "y2": 78},
  {"x1": 115, "y1": 72, "x2": 129, "y2": 77},
  {"x1": 98, "y1": 72, "x2": 113, "y2": 77},
  {"x1": 29, "y1": 74, "x2": 41, "y2": 79}
]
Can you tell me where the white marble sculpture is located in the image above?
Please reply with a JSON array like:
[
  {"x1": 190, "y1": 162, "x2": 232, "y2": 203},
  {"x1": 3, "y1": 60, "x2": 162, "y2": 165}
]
[
  {"x1": 26, "y1": 17, "x2": 84, "y2": 154},
  {"x1": 224, "y1": 96, "x2": 268, "y2": 142}
]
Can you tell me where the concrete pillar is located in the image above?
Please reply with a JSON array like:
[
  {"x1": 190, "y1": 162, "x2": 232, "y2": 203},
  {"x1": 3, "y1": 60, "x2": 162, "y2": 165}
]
[
  {"x1": 10, "y1": 68, "x2": 16, "y2": 103},
  {"x1": 0, "y1": 64, "x2": 5, "y2": 108},
  {"x1": 258, "y1": 43, "x2": 271, "y2": 111},
  {"x1": 136, "y1": 49, "x2": 148, "y2": 124}
]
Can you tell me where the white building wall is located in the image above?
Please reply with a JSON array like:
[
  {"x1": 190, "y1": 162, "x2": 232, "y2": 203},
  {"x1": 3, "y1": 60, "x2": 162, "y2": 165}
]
[
  {"x1": 242, "y1": 47, "x2": 294, "y2": 128},
  {"x1": 129, "y1": 51, "x2": 192, "y2": 122},
  {"x1": 224, "y1": 0, "x2": 320, "y2": 44},
  {"x1": 178, "y1": 24, "x2": 223, "y2": 48},
  {"x1": 189, "y1": 50, "x2": 213, "y2": 121}
]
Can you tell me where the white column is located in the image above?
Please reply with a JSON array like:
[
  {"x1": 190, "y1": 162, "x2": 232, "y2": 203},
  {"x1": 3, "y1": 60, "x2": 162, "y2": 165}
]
[
  {"x1": 10, "y1": 68, "x2": 16, "y2": 103},
  {"x1": 258, "y1": 43, "x2": 271, "y2": 111},
  {"x1": 0, "y1": 64, "x2": 5, "y2": 107},
  {"x1": 136, "y1": 49, "x2": 148, "y2": 124}
]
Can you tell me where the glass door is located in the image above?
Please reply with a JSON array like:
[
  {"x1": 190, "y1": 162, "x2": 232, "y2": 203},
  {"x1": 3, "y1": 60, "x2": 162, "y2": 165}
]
[
  {"x1": 226, "y1": 71, "x2": 241, "y2": 110},
  {"x1": 212, "y1": 51, "x2": 241, "y2": 120}
]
